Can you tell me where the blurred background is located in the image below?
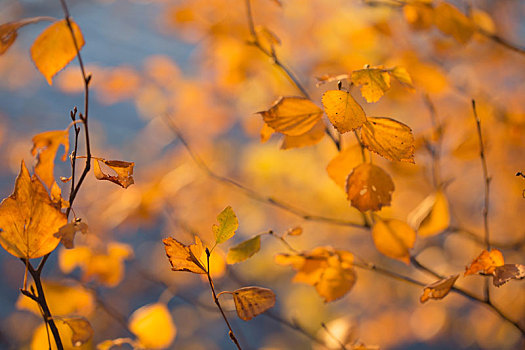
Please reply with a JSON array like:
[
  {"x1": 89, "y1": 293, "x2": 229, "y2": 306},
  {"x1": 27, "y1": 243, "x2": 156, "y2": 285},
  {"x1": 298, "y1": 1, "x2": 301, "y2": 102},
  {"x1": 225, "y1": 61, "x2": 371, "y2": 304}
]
[{"x1": 0, "y1": 0, "x2": 524, "y2": 349}]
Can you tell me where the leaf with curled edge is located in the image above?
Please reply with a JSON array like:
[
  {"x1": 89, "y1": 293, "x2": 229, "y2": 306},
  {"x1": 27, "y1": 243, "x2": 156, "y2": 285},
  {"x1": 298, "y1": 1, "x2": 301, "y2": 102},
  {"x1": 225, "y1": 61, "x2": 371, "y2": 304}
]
[
  {"x1": 281, "y1": 119, "x2": 325, "y2": 149},
  {"x1": 31, "y1": 129, "x2": 69, "y2": 189},
  {"x1": 371, "y1": 218, "x2": 416, "y2": 264},
  {"x1": 231, "y1": 287, "x2": 276, "y2": 321},
  {"x1": 420, "y1": 274, "x2": 459, "y2": 303},
  {"x1": 93, "y1": 158, "x2": 135, "y2": 189},
  {"x1": 1, "y1": 17, "x2": 53, "y2": 55},
  {"x1": 163, "y1": 236, "x2": 206, "y2": 274},
  {"x1": 492, "y1": 264, "x2": 525, "y2": 287},
  {"x1": 464, "y1": 249, "x2": 504, "y2": 276},
  {"x1": 360, "y1": 117, "x2": 415, "y2": 163}
]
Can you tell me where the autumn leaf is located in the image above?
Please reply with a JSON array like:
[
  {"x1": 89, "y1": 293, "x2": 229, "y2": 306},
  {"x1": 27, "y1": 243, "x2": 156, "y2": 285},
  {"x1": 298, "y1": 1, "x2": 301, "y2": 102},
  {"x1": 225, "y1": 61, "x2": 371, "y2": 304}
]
[
  {"x1": 407, "y1": 191, "x2": 450, "y2": 237},
  {"x1": 61, "y1": 317, "x2": 94, "y2": 347},
  {"x1": 315, "y1": 73, "x2": 350, "y2": 87},
  {"x1": 433, "y1": 2, "x2": 474, "y2": 44},
  {"x1": 284, "y1": 226, "x2": 303, "y2": 236},
  {"x1": 0, "y1": 161, "x2": 66, "y2": 259},
  {"x1": 351, "y1": 67, "x2": 391, "y2": 103},
  {"x1": 231, "y1": 287, "x2": 276, "y2": 321},
  {"x1": 464, "y1": 249, "x2": 504, "y2": 276},
  {"x1": 390, "y1": 66, "x2": 414, "y2": 89},
  {"x1": 281, "y1": 119, "x2": 325, "y2": 149},
  {"x1": 360, "y1": 117, "x2": 415, "y2": 163},
  {"x1": 54, "y1": 219, "x2": 88, "y2": 249},
  {"x1": 255, "y1": 25, "x2": 281, "y2": 53},
  {"x1": 30, "y1": 19, "x2": 85, "y2": 85},
  {"x1": 326, "y1": 145, "x2": 362, "y2": 189},
  {"x1": 403, "y1": 3, "x2": 433, "y2": 30},
  {"x1": 492, "y1": 264, "x2": 525, "y2": 287},
  {"x1": 258, "y1": 96, "x2": 324, "y2": 136},
  {"x1": 31, "y1": 321, "x2": 92, "y2": 350},
  {"x1": 315, "y1": 254, "x2": 357, "y2": 302},
  {"x1": 322, "y1": 90, "x2": 366, "y2": 133},
  {"x1": 420, "y1": 274, "x2": 459, "y2": 303},
  {"x1": 213, "y1": 206, "x2": 238, "y2": 244},
  {"x1": 0, "y1": 17, "x2": 53, "y2": 55},
  {"x1": 129, "y1": 303, "x2": 176, "y2": 349},
  {"x1": 346, "y1": 163, "x2": 395, "y2": 212},
  {"x1": 31, "y1": 129, "x2": 69, "y2": 189},
  {"x1": 226, "y1": 235, "x2": 261, "y2": 264},
  {"x1": 371, "y1": 218, "x2": 416, "y2": 264},
  {"x1": 260, "y1": 122, "x2": 275, "y2": 143},
  {"x1": 93, "y1": 158, "x2": 135, "y2": 189},
  {"x1": 163, "y1": 235, "x2": 207, "y2": 274}
]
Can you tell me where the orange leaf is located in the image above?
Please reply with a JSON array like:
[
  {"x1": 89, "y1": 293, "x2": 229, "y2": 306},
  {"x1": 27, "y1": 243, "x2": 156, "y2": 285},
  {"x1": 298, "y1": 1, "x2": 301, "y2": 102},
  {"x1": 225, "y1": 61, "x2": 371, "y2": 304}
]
[
  {"x1": 31, "y1": 129, "x2": 69, "y2": 189},
  {"x1": 0, "y1": 161, "x2": 66, "y2": 259},
  {"x1": 390, "y1": 66, "x2": 414, "y2": 89},
  {"x1": 163, "y1": 236, "x2": 207, "y2": 274},
  {"x1": 258, "y1": 96, "x2": 323, "y2": 136},
  {"x1": 315, "y1": 254, "x2": 357, "y2": 302},
  {"x1": 54, "y1": 219, "x2": 88, "y2": 249},
  {"x1": 346, "y1": 163, "x2": 395, "y2": 212},
  {"x1": 492, "y1": 264, "x2": 525, "y2": 287},
  {"x1": 232, "y1": 286, "x2": 276, "y2": 321},
  {"x1": 351, "y1": 67, "x2": 391, "y2": 103},
  {"x1": 326, "y1": 145, "x2": 362, "y2": 189},
  {"x1": 30, "y1": 19, "x2": 85, "y2": 85},
  {"x1": 284, "y1": 226, "x2": 303, "y2": 236},
  {"x1": 0, "y1": 17, "x2": 53, "y2": 55},
  {"x1": 433, "y1": 2, "x2": 474, "y2": 44},
  {"x1": 129, "y1": 303, "x2": 177, "y2": 348},
  {"x1": 321, "y1": 90, "x2": 366, "y2": 133},
  {"x1": 420, "y1": 274, "x2": 459, "y2": 303},
  {"x1": 407, "y1": 191, "x2": 450, "y2": 237},
  {"x1": 260, "y1": 122, "x2": 275, "y2": 143},
  {"x1": 371, "y1": 218, "x2": 416, "y2": 264},
  {"x1": 464, "y1": 249, "x2": 504, "y2": 276},
  {"x1": 61, "y1": 317, "x2": 94, "y2": 347},
  {"x1": 315, "y1": 73, "x2": 350, "y2": 87},
  {"x1": 360, "y1": 117, "x2": 415, "y2": 163},
  {"x1": 281, "y1": 119, "x2": 325, "y2": 149},
  {"x1": 93, "y1": 158, "x2": 135, "y2": 189}
]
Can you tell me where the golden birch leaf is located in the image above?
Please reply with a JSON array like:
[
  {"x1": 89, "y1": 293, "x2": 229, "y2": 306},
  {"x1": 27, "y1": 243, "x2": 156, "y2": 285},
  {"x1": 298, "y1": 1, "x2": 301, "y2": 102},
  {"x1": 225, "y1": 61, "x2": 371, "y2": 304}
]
[
  {"x1": 226, "y1": 235, "x2": 261, "y2": 264},
  {"x1": 54, "y1": 219, "x2": 88, "y2": 249},
  {"x1": 315, "y1": 258, "x2": 356, "y2": 303},
  {"x1": 321, "y1": 90, "x2": 366, "y2": 133},
  {"x1": 403, "y1": 3, "x2": 433, "y2": 30},
  {"x1": 464, "y1": 249, "x2": 504, "y2": 276},
  {"x1": 0, "y1": 161, "x2": 66, "y2": 259},
  {"x1": 213, "y1": 206, "x2": 238, "y2": 244},
  {"x1": 31, "y1": 321, "x2": 91, "y2": 350},
  {"x1": 371, "y1": 218, "x2": 416, "y2": 264},
  {"x1": 258, "y1": 96, "x2": 323, "y2": 136},
  {"x1": 30, "y1": 19, "x2": 85, "y2": 85},
  {"x1": 129, "y1": 303, "x2": 176, "y2": 349},
  {"x1": 284, "y1": 226, "x2": 303, "y2": 236},
  {"x1": 31, "y1": 129, "x2": 69, "y2": 189},
  {"x1": 433, "y1": 2, "x2": 474, "y2": 44},
  {"x1": 492, "y1": 264, "x2": 525, "y2": 287},
  {"x1": 232, "y1": 287, "x2": 276, "y2": 321},
  {"x1": 281, "y1": 119, "x2": 325, "y2": 149},
  {"x1": 346, "y1": 163, "x2": 395, "y2": 212},
  {"x1": 260, "y1": 122, "x2": 275, "y2": 143},
  {"x1": 351, "y1": 67, "x2": 391, "y2": 103},
  {"x1": 361, "y1": 117, "x2": 415, "y2": 163},
  {"x1": 390, "y1": 66, "x2": 414, "y2": 89},
  {"x1": 96, "y1": 338, "x2": 136, "y2": 350},
  {"x1": 315, "y1": 73, "x2": 350, "y2": 87},
  {"x1": 1, "y1": 17, "x2": 53, "y2": 55},
  {"x1": 420, "y1": 274, "x2": 459, "y2": 303},
  {"x1": 93, "y1": 159, "x2": 134, "y2": 189},
  {"x1": 407, "y1": 191, "x2": 450, "y2": 237},
  {"x1": 62, "y1": 317, "x2": 94, "y2": 347},
  {"x1": 326, "y1": 145, "x2": 362, "y2": 189},
  {"x1": 471, "y1": 9, "x2": 496, "y2": 35},
  {"x1": 163, "y1": 236, "x2": 207, "y2": 274}
]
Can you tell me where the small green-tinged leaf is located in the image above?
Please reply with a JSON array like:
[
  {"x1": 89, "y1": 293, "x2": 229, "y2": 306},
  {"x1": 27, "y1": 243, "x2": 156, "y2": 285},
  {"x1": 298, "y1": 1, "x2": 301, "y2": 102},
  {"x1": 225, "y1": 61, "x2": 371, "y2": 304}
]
[
  {"x1": 226, "y1": 235, "x2": 261, "y2": 264},
  {"x1": 213, "y1": 206, "x2": 238, "y2": 244}
]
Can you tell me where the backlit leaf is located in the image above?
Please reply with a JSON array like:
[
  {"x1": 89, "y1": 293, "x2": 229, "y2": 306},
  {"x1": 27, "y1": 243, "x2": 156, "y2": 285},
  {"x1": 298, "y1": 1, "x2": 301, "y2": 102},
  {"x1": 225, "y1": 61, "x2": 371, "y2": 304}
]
[
  {"x1": 213, "y1": 205, "x2": 238, "y2": 244},
  {"x1": 30, "y1": 19, "x2": 85, "y2": 85},
  {"x1": 284, "y1": 226, "x2": 303, "y2": 236},
  {"x1": 326, "y1": 145, "x2": 362, "y2": 189},
  {"x1": 0, "y1": 161, "x2": 66, "y2": 259},
  {"x1": 403, "y1": 3, "x2": 433, "y2": 30},
  {"x1": 31, "y1": 129, "x2": 69, "y2": 189},
  {"x1": 31, "y1": 321, "x2": 91, "y2": 350},
  {"x1": 260, "y1": 122, "x2": 275, "y2": 143},
  {"x1": 315, "y1": 255, "x2": 357, "y2": 302},
  {"x1": 232, "y1": 286, "x2": 276, "y2": 321},
  {"x1": 54, "y1": 219, "x2": 88, "y2": 249},
  {"x1": 360, "y1": 117, "x2": 415, "y2": 163},
  {"x1": 281, "y1": 119, "x2": 325, "y2": 149},
  {"x1": 464, "y1": 249, "x2": 504, "y2": 276},
  {"x1": 93, "y1": 158, "x2": 135, "y2": 189},
  {"x1": 315, "y1": 73, "x2": 350, "y2": 87},
  {"x1": 129, "y1": 303, "x2": 177, "y2": 349},
  {"x1": 346, "y1": 163, "x2": 395, "y2": 212},
  {"x1": 371, "y1": 218, "x2": 416, "y2": 264},
  {"x1": 62, "y1": 317, "x2": 94, "y2": 347},
  {"x1": 407, "y1": 191, "x2": 450, "y2": 237},
  {"x1": 321, "y1": 90, "x2": 366, "y2": 133},
  {"x1": 390, "y1": 66, "x2": 414, "y2": 89},
  {"x1": 226, "y1": 235, "x2": 261, "y2": 264},
  {"x1": 433, "y1": 2, "x2": 474, "y2": 44},
  {"x1": 492, "y1": 264, "x2": 525, "y2": 287},
  {"x1": 96, "y1": 338, "x2": 136, "y2": 350},
  {"x1": 420, "y1": 274, "x2": 459, "y2": 303},
  {"x1": 258, "y1": 96, "x2": 324, "y2": 136},
  {"x1": 163, "y1": 235, "x2": 207, "y2": 274},
  {"x1": 351, "y1": 67, "x2": 391, "y2": 103},
  {"x1": 1, "y1": 17, "x2": 52, "y2": 55}
]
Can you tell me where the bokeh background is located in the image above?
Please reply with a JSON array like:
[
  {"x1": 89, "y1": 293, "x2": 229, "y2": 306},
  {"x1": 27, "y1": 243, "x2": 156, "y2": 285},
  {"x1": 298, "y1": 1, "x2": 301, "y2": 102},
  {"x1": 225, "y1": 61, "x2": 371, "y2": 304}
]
[{"x1": 0, "y1": 0, "x2": 524, "y2": 349}]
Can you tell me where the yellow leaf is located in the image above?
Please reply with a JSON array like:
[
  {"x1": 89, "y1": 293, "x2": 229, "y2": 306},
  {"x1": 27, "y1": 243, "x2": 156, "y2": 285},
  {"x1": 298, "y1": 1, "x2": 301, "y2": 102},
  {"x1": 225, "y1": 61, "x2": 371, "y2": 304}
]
[
  {"x1": 315, "y1": 73, "x2": 350, "y2": 87},
  {"x1": 213, "y1": 205, "x2": 238, "y2": 244},
  {"x1": 93, "y1": 158, "x2": 135, "y2": 189},
  {"x1": 420, "y1": 274, "x2": 459, "y2": 303},
  {"x1": 0, "y1": 161, "x2": 66, "y2": 259},
  {"x1": 232, "y1": 286, "x2": 276, "y2": 321},
  {"x1": 322, "y1": 90, "x2": 366, "y2": 133},
  {"x1": 226, "y1": 235, "x2": 261, "y2": 264},
  {"x1": 17, "y1": 280, "x2": 94, "y2": 316},
  {"x1": 390, "y1": 66, "x2": 414, "y2": 89},
  {"x1": 403, "y1": 3, "x2": 434, "y2": 30},
  {"x1": 464, "y1": 249, "x2": 504, "y2": 276},
  {"x1": 260, "y1": 122, "x2": 275, "y2": 143},
  {"x1": 433, "y1": 3, "x2": 474, "y2": 44},
  {"x1": 163, "y1": 235, "x2": 207, "y2": 274},
  {"x1": 31, "y1": 321, "x2": 92, "y2": 350},
  {"x1": 0, "y1": 17, "x2": 53, "y2": 55},
  {"x1": 258, "y1": 96, "x2": 324, "y2": 136},
  {"x1": 371, "y1": 218, "x2": 416, "y2": 264},
  {"x1": 346, "y1": 163, "x2": 395, "y2": 212},
  {"x1": 315, "y1": 256, "x2": 357, "y2": 303},
  {"x1": 493, "y1": 264, "x2": 525, "y2": 287},
  {"x1": 351, "y1": 67, "x2": 391, "y2": 103},
  {"x1": 54, "y1": 219, "x2": 88, "y2": 249},
  {"x1": 360, "y1": 117, "x2": 415, "y2": 163},
  {"x1": 255, "y1": 25, "x2": 281, "y2": 53},
  {"x1": 326, "y1": 145, "x2": 362, "y2": 189},
  {"x1": 129, "y1": 303, "x2": 177, "y2": 349},
  {"x1": 284, "y1": 226, "x2": 303, "y2": 236},
  {"x1": 407, "y1": 191, "x2": 450, "y2": 237},
  {"x1": 30, "y1": 19, "x2": 85, "y2": 85},
  {"x1": 96, "y1": 338, "x2": 136, "y2": 350},
  {"x1": 470, "y1": 9, "x2": 496, "y2": 35},
  {"x1": 281, "y1": 119, "x2": 325, "y2": 149},
  {"x1": 61, "y1": 317, "x2": 94, "y2": 347},
  {"x1": 31, "y1": 129, "x2": 69, "y2": 189}
]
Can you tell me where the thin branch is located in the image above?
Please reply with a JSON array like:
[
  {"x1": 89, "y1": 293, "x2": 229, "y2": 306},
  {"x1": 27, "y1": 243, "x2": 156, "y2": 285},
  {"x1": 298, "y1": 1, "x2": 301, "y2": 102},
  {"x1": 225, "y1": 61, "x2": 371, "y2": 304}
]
[
  {"x1": 476, "y1": 27, "x2": 525, "y2": 56},
  {"x1": 321, "y1": 322, "x2": 348, "y2": 350},
  {"x1": 164, "y1": 118, "x2": 366, "y2": 229},
  {"x1": 205, "y1": 248, "x2": 242, "y2": 350},
  {"x1": 422, "y1": 94, "x2": 441, "y2": 188}
]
